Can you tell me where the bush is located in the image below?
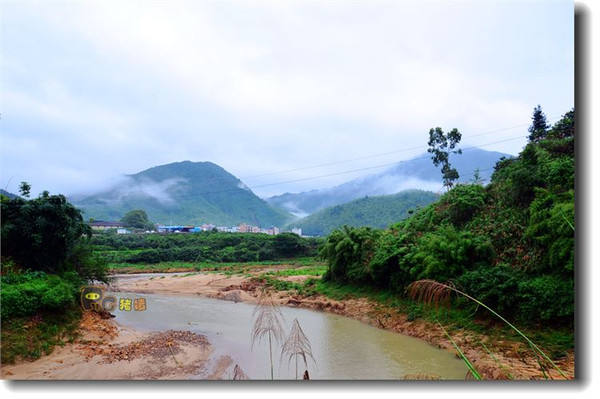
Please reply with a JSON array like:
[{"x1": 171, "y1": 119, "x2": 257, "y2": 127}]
[
  {"x1": 457, "y1": 264, "x2": 523, "y2": 319},
  {"x1": 1, "y1": 272, "x2": 78, "y2": 320},
  {"x1": 438, "y1": 184, "x2": 487, "y2": 226},
  {"x1": 320, "y1": 226, "x2": 381, "y2": 284},
  {"x1": 516, "y1": 275, "x2": 574, "y2": 324},
  {"x1": 406, "y1": 225, "x2": 495, "y2": 283}
]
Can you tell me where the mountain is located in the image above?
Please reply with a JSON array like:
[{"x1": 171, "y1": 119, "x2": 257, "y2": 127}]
[
  {"x1": 287, "y1": 189, "x2": 439, "y2": 236},
  {"x1": 0, "y1": 189, "x2": 20, "y2": 199},
  {"x1": 70, "y1": 161, "x2": 293, "y2": 227},
  {"x1": 267, "y1": 147, "x2": 511, "y2": 217}
]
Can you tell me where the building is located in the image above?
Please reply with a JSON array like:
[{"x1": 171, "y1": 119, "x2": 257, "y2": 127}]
[
  {"x1": 238, "y1": 223, "x2": 261, "y2": 233},
  {"x1": 89, "y1": 221, "x2": 125, "y2": 230}
]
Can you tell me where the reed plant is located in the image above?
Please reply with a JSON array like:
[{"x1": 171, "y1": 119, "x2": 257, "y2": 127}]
[
  {"x1": 406, "y1": 279, "x2": 568, "y2": 379},
  {"x1": 251, "y1": 290, "x2": 285, "y2": 380},
  {"x1": 281, "y1": 318, "x2": 315, "y2": 380}
]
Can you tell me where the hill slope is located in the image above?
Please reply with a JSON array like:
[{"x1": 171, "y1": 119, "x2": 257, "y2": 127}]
[
  {"x1": 71, "y1": 161, "x2": 293, "y2": 227},
  {"x1": 267, "y1": 147, "x2": 511, "y2": 217},
  {"x1": 288, "y1": 189, "x2": 439, "y2": 236}
]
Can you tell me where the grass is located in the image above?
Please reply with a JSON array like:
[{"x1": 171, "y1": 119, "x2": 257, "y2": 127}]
[
  {"x1": 108, "y1": 257, "x2": 325, "y2": 275},
  {"x1": 281, "y1": 318, "x2": 315, "y2": 380},
  {"x1": 251, "y1": 291, "x2": 285, "y2": 380},
  {"x1": 1, "y1": 307, "x2": 82, "y2": 364},
  {"x1": 262, "y1": 264, "x2": 327, "y2": 277}
]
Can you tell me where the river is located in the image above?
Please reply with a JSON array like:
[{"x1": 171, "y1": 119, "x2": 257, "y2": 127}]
[{"x1": 110, "y1": 290, "x2": 469, "y2": 380}]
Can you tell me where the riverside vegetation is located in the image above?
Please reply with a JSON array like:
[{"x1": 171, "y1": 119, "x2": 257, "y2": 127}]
[
  {"x1": 1, "y1": 106, "x2": 574, "y2": 380},
  {"x1": 317, "y1": 107, "x2": 574, "y2": 378}
]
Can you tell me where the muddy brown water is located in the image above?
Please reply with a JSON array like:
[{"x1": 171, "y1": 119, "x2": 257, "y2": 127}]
[{"x1": 109, "y1": 289, "x2": 468, "y2": 380}]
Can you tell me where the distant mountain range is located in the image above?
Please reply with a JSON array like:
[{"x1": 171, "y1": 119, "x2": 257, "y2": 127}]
[
  {"x1": 68, "y1": 147, "x2": 510, "y2": 228},
  {"x1": 267, "y1": 147, "x2": 511, "y2": 217},
  {"x1": 70, "y1": 161, "x2": 293, "y2": 227},
  {"x1": 287, "y1": 189, "x2": 439, "y2": 236},
  {"x1": 0, "y1": 189, "x2": 19, "y2": 199}
]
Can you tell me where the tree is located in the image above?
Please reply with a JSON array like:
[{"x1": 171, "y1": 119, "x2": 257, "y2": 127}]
[
  {"x1": 427, "y1": 127, "x2": 462, "y2": 190},
  {"x1": 19, "y1": 181, "x2": 31, "y2": 198},
  {"x1": 547, "y1": 108, "x2": 574, "y2": 140},
  {"x1": 121, "y1": 209, "x2": 153, "y2": 230},
  {"x1": 528, "y1": 105, "x2": 549, "y2": 143},
  {"x1": 1, "y1": 186, "x2": 92, "y2": 274}
]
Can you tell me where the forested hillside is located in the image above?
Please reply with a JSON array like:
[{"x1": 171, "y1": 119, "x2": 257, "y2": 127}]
[
  {"x1": 71, "y1": 161, "x2": 293, "y2": 227},
  {"x1": 319, "y1": 108, "x2": 575, "y2": 326},
  {"x1": 268, "y1": 147, "x2": 510, "y2": 216},
  {"x1": 289, "y1": 190, "x2": 438, "y2": 236}
]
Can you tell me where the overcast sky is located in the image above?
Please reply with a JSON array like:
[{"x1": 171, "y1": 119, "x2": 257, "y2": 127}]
[{"x1": 1, "y1": 0, "x2": 574, "y2": 198}]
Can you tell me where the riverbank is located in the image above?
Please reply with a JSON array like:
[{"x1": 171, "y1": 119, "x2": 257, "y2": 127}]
[
  {"x1": 2, "y1": 269, "x2": 574, "y2": 380},
  {"x1": 0, "y1": 311, "x2": 245, "y2": 380},
  {"x1": 113, "y1": 270, "x2": 575, "y2": 380}
]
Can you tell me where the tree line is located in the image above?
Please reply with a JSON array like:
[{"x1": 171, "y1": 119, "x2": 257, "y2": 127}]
[
  {"x1": 319, "y1": 106, "x2": 574, "y2": 326},
  {"x1": 91, "y1": 231, "x2": 321, "y2": 264}
]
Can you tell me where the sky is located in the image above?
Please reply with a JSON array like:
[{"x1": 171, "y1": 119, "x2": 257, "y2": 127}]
[{"x1": 1, "y1": 0, "x2": 575, "y2": 199}]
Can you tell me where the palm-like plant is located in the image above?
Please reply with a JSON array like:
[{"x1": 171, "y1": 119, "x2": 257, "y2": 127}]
[
  {"x1": 281, "y1": 318, "x2": 315, "y2": 380},
  {"x1": 251, "y1": 290, "x2": 285, "y2": 380}
]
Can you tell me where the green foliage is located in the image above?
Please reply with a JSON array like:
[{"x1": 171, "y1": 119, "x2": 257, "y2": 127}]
[
  {"x1": 408, "y1": 225, "x2": 495, "y2": 283},
  {"x1": 1, "y1": 190, "x2": 92, "y2": 274},
  {"x1": 73, "y1": 161, "x2": 294, "y2": 227},
  {"x1": 527, "y1": 105, "x2": 549, "y2": 143},
  {"x1": 1, "y1": 271, "x2": 80, "y2": 320},
  {"x1": 290, "y1": 190, "x2": 438, "y2": 236},
  {"x1": 91, "y1": 231, "x2": 321, "y2": 264},
  {"x1": 525, "y1": 190, "x2": 574, "y2": 274},
  {"x1": 437, "y1": 184, "x2": 486, "y2": 226},
  {"x1": 427, "y1": 127, "x2": 462, "y2": 190},
  {"x1": 516, "y1": 276, "x2": 574, "y2": 324},
  {"x1": 121, "y1": 209, "x2": 154, "y2": 230},
  {"x1": 319, "y1": 108, "x2": 575, "y2": 326},
  {"x1": 1, "y1": 306, "x2": 82, "y2": 364},
  {"x1": 319, "y1": 226, "x2": 381, "y2": 285},
  {"x1": 456, "y1": 264, "x2": 523, "y2": 318}
]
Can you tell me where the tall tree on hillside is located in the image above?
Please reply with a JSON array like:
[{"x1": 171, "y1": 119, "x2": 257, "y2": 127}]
[
  {"x1": 527, "y1": 105, "x2": 550, "y2": 143},
  {"x1": 427, "y1": 127, "x2": 462, "y2": 190}
]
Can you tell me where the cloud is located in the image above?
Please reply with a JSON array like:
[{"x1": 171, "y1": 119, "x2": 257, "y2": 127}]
[{"x1": 0, "y1": 1, "x2": 574, "y2": 198}]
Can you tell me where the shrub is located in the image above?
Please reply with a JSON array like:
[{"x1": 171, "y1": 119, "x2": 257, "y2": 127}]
[
  {"x1": 438, "y1": 184, "x2": 487, "y2": 226},
  {"x1": 516, "y1": 275, "x2": 574, "y2": 324},
  {"x1": 456, "y1": 264, "x2": 523, "y2": 319},
  {"x1": 1, "y1": 272, "x2": 78, "y2": 320}
]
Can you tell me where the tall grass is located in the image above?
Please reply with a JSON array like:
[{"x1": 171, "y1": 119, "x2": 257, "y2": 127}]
[
  {"x1": 251, "y1": 290, "x2": 285, "y2": 380},
  {"x1": 281, "y1": 318, "x2": 315, "y2": 380},
  {"x1": 406, "y1": 279, "x2": 568, "y2": 379}
]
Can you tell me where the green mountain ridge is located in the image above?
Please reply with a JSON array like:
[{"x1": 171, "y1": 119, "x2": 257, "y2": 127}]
[
  {"x1": 267, "y1": 147, "x2": 511, "y2": 216},
  {"x1": 71, "y1": 161, "x2": 293, "y2": 227},
  {"x1": 288, "y1": 189, "x2": 439, "y2": 236}
]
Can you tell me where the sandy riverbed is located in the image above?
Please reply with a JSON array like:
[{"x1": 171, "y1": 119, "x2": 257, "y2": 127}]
[
  {"x1": 1, "y1": 271, "x2": 574, "y2": 380},
  {"x1": 1, "y1": 309, "x2": 243, "y2": 380}
]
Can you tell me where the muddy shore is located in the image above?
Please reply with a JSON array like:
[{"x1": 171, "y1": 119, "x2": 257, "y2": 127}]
[
  {"x1": 112, "y1": 271, "x2": 575, "y2": 380},
  {"x1": 1, "y1": 271, "x2": 574, "y2": 380}
]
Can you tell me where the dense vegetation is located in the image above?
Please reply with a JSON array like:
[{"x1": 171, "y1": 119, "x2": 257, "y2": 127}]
[
  {"x1": 319, "y1": 108, "x2": 574, "y2": 327},
  {"x1": 288, "y1": 190, "x2": 438, "y2": 236},
  {"x1": 91, "y1": 231, "x2": 321, "y2": 264},
  {"x1": 1, "y1": 187, "x2": 109, "y2": 362}
]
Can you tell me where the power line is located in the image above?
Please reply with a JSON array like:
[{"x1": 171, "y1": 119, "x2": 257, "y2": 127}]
[
  {"x1": 73, "y1": 133, "x2": 527, "y2": 206},
  {"x1": 240, "y1": 116, "x2": 561, "y2": 180}
]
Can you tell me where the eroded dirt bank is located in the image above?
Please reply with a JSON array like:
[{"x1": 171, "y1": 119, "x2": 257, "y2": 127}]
[
  {"x1": 113, "y1": 272, "x2": 575, "y2": 380},
  {"x1": 0, "y1": 311, "x2": 245, "y2": 380}
]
